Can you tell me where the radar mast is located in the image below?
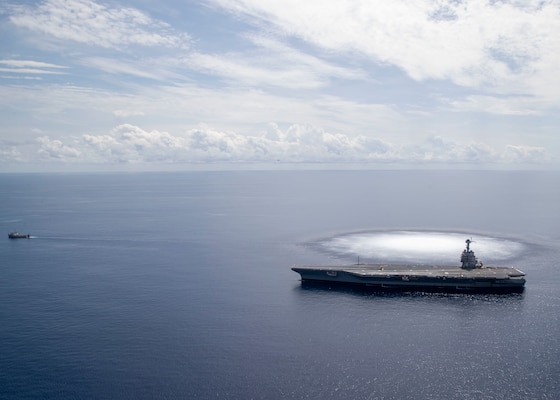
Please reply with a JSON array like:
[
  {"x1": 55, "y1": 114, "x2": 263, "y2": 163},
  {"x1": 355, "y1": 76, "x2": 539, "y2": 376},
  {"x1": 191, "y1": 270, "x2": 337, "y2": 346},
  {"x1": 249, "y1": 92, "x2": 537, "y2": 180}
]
[{"x1": 460, "y1": 238, "x2": 479, "y2": 269}]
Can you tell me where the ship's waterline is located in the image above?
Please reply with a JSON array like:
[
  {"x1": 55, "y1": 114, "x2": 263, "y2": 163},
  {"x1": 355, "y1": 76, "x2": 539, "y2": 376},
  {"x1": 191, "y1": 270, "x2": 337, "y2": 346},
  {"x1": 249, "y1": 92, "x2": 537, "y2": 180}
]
[{"x1": 320, "y1": 231, "x2": 525, "y2": 263}]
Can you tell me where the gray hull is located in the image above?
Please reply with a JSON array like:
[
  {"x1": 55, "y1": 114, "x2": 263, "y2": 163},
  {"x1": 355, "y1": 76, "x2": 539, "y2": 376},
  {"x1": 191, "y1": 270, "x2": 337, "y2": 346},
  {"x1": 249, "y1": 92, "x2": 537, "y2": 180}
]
[
  {"x1": 8, "y1": 232, "x2": 30, "y2": 239},
  {"x1": 292, "y1": 263, "x2": 526, "y2": 293}
]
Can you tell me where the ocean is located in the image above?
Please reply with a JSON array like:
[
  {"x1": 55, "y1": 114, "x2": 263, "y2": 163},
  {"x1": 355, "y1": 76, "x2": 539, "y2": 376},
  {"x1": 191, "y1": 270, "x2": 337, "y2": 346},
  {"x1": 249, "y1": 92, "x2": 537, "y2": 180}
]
[{"x1": 1, "y1": 170, "x2": 559, "y2": 399}]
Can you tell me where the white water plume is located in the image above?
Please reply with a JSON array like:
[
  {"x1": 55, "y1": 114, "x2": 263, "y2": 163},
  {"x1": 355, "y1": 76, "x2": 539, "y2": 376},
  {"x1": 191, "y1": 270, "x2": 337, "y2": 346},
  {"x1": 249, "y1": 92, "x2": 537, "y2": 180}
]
[{"x1": 321, "y1": 231, "x2": 524, "y2": 264}]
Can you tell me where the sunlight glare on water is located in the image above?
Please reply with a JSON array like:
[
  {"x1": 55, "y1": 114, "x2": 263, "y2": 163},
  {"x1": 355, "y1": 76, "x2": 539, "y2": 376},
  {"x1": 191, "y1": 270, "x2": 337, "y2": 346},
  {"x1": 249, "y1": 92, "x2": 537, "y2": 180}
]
[{"x1": 322, "y1": 231, "x2": 524, "y2": 263}]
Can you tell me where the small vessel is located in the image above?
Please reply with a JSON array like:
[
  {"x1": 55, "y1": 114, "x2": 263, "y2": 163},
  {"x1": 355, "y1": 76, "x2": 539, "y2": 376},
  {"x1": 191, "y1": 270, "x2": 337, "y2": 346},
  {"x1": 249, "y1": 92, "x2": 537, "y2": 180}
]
[
  {"x1": 292, "y1": 239, "x2": 526, "y2": 293},
  {"x1": 8, "y1": 231, "x2": 30, "y2": 239}
]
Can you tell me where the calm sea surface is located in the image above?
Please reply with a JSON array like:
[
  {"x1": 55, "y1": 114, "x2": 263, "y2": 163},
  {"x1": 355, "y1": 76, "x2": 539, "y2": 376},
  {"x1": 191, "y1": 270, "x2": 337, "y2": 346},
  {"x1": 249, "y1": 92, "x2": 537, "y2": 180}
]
[{"x1": 1, "y1": 170, "x2": 559, "y2": 399}]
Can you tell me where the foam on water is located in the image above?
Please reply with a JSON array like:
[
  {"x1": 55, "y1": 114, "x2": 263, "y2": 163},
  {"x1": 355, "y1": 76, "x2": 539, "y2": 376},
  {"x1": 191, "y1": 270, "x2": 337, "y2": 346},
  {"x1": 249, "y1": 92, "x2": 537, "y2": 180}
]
[{"x1": 321, "y1": 231, "x2": 525, "y2": 264}]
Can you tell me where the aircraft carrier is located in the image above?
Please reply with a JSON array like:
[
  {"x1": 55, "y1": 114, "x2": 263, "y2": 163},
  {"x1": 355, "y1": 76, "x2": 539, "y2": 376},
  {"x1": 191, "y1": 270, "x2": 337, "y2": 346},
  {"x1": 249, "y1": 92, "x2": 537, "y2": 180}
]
[{"x1": 292, "y1": 239, "x2": 526, "y2": 293}]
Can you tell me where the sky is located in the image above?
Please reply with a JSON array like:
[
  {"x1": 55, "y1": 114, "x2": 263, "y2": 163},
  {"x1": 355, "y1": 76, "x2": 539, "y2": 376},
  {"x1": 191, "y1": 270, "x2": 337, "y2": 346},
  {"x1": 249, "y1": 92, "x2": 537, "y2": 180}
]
[{"x1": 0, "y1": 0, "x2": 559, "y2": 171}]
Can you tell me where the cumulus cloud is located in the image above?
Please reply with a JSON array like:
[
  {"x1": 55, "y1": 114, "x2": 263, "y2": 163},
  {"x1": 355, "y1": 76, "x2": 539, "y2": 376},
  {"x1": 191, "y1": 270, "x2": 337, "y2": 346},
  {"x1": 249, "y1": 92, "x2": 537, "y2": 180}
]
[
  {"x1": 9, "y1": 0, "x2": 190, "y2": 50},
  {"x1": 3, "y1": 124, "x2": 540, "y2": 167},
  {"x1": 504, "y1": 145, "x2": 547, "y2": 163},
  {"x1": 83, "y1": 124, "x2": 185, "y2": 163},
  {"x1": 0, "y1": 143, "x2": 23, "y2": 162},
  {"x1": 37, "y1": 136, "x2": 81, "y2": 160},
  {"x1": 404, "y1": 136, "x2": 497, "y2": 163}
]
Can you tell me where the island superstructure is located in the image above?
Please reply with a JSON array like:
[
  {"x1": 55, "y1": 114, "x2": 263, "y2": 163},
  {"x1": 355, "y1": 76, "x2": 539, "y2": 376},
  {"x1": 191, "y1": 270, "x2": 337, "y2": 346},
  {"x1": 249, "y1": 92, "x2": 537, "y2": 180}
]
[{"x1": 292, "y1": 239, "x2": 526, "y2": 293}]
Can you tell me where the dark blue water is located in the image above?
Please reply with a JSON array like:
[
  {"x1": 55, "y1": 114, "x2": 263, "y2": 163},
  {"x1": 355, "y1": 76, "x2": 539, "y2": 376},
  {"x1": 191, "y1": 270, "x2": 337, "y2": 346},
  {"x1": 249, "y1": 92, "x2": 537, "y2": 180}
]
[{"x1": 1, "y1": 170, "x2": 559, "y2": 399}]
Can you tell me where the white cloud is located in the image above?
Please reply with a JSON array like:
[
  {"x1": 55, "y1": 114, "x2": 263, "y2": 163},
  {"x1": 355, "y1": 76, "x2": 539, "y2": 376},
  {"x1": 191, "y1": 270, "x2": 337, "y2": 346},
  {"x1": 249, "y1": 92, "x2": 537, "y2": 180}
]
[
  {"x1": 0, "y1": 82, "x2": 397, "y2": 137},
  {"x1": 0, "y1": 68, "x2": 64, "y2": 75},
  {"x1": 185, "y1": 52, "x2": 326, "y2": 89},
  {"x1": 82, "y1": 57, "x2": 184, "y2": 81},
  {"x1": 0, "y1": 60, "x2": 67, "y2": 69},
  {"x1": 504, "y1": 145, "x2": 547, "y2": 163},
  {"x1": 0, "y1": 144, "x2": 23, "y2": 162},
  {"x1": 183, "y1": 35, "x2": 367, "y2": 89},
  {"x1": 0, "y1": 59, "x2": 68, "y2": 75},
  {"x1": 450, "y1": 95, "x2": 544, "y2": 115},
  {"x1": 0, "y1": 123, "x2": 544, "y2": 167},
  {"x1": 9, "y1": 0, "x2": 190, "y2": 50},
  {"x1": 83, "y1": 124, "x2": 186, "y2": 163},
  {"x1": 37, "y1": 136, "x2": 81, "y2": 160},
  {"x1": 1, "y1": 1, "x2": 557, "y2": 171},
  {"x1": 113, "y1": 109, "x2": 145, "y2": 118},
  {"x1": 405, "y1": 135, "x2": 498, "y2": 163},
  {"x1": 211, "y1": 0, "x2": 560, "y2": 109},
  {"x1": 0, "y1": 81, "x2": 552, "y2": 168}
]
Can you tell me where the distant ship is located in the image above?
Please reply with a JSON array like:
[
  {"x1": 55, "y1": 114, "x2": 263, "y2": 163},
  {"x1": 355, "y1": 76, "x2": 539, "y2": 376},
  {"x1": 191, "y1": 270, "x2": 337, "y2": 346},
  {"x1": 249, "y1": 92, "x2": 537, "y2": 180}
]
[
  {"x1": 8, "y1": 231, "x2": 30, "y2": 239},
  {"x1": 292, "y1": 239, "x2": 526, "y2": 293}
]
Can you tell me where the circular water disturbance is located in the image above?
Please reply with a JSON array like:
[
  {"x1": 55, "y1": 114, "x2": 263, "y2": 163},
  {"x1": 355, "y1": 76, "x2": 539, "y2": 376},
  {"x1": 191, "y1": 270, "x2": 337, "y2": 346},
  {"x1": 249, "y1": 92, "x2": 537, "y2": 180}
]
[{"x1": 320, "y1": 231, "x2": 525, "y2": 264}]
